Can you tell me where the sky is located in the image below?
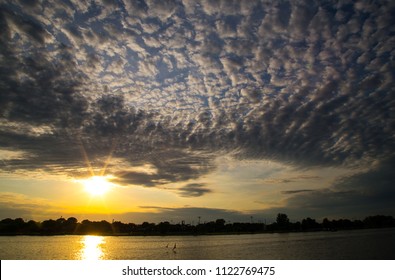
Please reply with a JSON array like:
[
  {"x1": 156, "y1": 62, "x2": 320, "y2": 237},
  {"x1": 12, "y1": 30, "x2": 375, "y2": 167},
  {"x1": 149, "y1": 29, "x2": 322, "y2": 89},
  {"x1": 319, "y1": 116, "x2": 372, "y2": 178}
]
[{"x1": 0, "y1": 0, "x2": 394, "y2": 224}]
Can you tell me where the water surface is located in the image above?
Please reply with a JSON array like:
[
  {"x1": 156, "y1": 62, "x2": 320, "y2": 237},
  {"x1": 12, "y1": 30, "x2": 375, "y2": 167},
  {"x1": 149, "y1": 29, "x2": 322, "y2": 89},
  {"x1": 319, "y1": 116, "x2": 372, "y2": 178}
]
[{"x1": 0, "y1": 228, "x2": 394, "y2": 260}]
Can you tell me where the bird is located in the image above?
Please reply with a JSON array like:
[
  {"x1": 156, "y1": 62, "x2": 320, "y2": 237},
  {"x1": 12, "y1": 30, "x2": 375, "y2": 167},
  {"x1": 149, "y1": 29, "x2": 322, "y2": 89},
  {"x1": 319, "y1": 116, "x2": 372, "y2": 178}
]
[{"x1": 172, "y1": 243, "x2": 176, "y2": 251}]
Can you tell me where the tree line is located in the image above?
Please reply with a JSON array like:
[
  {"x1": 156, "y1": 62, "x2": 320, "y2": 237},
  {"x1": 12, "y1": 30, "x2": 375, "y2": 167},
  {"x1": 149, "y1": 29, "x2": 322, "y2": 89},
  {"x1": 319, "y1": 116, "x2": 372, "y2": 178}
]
[{"x1": 0, "y1": 214, "x2": 394, "y2": 236}]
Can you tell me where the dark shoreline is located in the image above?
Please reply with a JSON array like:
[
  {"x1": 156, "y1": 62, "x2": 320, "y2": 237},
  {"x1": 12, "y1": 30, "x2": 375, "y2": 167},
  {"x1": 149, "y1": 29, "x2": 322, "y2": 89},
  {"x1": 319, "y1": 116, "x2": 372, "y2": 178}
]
[
  {"x1": 1, "y1": 226, "x2": 394, "y2": 237},
  {"x1": 1, "y1": 214, "x2": 394, "y2": 237}
]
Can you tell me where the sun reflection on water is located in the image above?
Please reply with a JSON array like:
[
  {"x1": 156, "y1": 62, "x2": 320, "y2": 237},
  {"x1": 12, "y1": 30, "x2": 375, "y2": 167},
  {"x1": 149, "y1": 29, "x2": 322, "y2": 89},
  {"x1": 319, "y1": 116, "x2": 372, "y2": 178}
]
[{"x1": 81, "y1": 235, "x2": 106, "y2": 260}]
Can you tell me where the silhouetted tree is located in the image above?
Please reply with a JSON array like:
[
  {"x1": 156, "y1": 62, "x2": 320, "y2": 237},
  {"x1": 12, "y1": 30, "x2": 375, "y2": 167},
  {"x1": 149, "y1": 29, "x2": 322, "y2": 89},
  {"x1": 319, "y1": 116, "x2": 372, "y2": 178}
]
[
  {"x1": 26, "y1": 220, "x2": 40, "y2": 234},
  {"x1": 156, "y1": 221, "x2": 171, "y2": 234},
  {"x1": 293, "y1": 221, "x2": 302, "y2": 231},
  {"x1": 63, "y1": 217, "x2": 78, "y2": 234},
  {"x1": 0, "y1": 218, "x2": 25, "y2": 234},
  {"x1": 98, "y1": 220, "x2": 112, "y2": 234},
  {"x1": 302, "y1": 217, "x2": 320, "y2": 231},
  {"x1": 322, "y1": 218, "x2": 332, "y2": 229},
  {"x1": 364, "y1": 215, "x2": 395, "y2": 228},
  {"x1": 276, "y1": 213, "x2": 290, "y2": 230},
  {"x1": 216, "y1": 219, "x2": 226, "y2": 226},
  {"x1": 1, "y1": 214, "x2": 395, "y2": 236},
  {"x1": 67, "y1": 217, "x2": 78, "y2": 224},
  {"x1": 41, "y1": 219, "x2": 58, "y2": 234},
  {"x1": 139, "y1": 222, "x2": 155, "y2": 234}
]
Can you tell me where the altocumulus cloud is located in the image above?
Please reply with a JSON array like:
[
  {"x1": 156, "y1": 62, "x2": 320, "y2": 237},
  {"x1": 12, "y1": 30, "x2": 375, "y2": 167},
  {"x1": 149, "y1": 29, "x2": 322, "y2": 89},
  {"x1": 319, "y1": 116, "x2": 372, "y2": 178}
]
[{"x1": 0, "y1": 0, "x2": 394, "y2": 217}]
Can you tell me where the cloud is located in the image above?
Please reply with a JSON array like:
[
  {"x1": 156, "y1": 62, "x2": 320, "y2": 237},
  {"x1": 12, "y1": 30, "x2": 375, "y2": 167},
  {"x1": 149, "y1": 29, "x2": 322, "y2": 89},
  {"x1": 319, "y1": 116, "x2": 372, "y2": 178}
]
[
  {"x1": 281, "y1": 190, "x2": 314, "y2": 195},
  {"x1": 145, "y1": 0, "x2": 178, "y2": 22},
  {"x1": 281, "y1": 157, "x2": 395, "y2": 217},
  {"x1": 178, "y1": 183, "x2": 212, "y2": 197},
  {"x1": 0, "y1": 0, "x2": 394, "y2": 219},
  {"x1": 111, "y1": 149, "x2": 215, "y2": 188},
  {"x1": 2, "y1": 6, "x2": 52, "y2": 45}
]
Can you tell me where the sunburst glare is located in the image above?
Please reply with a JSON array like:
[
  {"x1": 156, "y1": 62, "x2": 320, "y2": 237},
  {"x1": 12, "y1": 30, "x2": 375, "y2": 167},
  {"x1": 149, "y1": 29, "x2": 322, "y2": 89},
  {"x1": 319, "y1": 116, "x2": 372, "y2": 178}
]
[{"x1": 80, "y1": 175, "x2": 115, "y2": 196}]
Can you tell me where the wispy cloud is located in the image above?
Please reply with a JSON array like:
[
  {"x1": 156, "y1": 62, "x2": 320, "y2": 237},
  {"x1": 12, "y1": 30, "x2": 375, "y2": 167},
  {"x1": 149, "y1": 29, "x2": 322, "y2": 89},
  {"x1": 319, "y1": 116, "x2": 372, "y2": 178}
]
[{"x1": 281, "y1": 190, "x2": 314, "y2": 195}]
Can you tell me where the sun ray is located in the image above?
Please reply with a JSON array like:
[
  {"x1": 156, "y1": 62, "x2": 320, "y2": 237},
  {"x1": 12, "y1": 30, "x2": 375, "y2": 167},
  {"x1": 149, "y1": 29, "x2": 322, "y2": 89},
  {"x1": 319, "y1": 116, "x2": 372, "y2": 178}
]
[
  {"x1": 74, "y1": 135, "x2": 119, "y2": 199},
  {"x1": 99, "y1": 138, "x2": 118, "y2": 177},
  {"x1": 76, "y1": 136, "x2": 95, "y2": 177}
]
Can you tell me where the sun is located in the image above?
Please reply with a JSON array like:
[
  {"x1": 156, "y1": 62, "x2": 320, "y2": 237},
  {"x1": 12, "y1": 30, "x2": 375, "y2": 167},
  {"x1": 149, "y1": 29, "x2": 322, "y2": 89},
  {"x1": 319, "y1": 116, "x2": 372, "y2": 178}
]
[{"x1": 81, "y1": 176, "x2": 114, "y2": 196}]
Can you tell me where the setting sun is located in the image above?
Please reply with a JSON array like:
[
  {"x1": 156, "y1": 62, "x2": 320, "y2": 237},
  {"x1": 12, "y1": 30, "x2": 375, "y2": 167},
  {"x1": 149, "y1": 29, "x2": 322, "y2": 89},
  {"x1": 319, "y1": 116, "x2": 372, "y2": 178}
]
[{"x1": 81, "y1": 176, "x2": 114, "y2": 196}]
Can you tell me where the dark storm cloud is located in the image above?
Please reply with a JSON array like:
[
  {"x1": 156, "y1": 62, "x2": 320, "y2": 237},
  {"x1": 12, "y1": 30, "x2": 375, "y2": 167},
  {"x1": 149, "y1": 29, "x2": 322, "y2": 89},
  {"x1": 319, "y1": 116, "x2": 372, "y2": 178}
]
[{"x1": 0, "y1": 0, "x2": 394, "y2": 211}]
